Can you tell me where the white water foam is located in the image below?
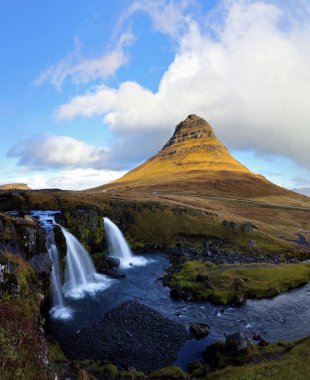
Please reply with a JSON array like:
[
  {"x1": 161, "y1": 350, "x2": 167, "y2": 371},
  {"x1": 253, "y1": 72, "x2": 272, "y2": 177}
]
[
  {"x1": 103, "y1": 217, "x2": 149, "y2": 269},
  {"x1": 50, "y1": 305, "x2": 73, "y2": 320},
  {"x1": 61, "y1": 226, "x2": 114, "y2": 299}
]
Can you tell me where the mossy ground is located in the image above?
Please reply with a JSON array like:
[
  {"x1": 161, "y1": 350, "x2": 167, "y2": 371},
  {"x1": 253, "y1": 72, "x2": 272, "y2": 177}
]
[
  {"x1": 204, "y1": 337, "x2": 310, "y2": 380},
  {"x1": 149, "y1": 366, "x2": 187, "y2": 379},
  {"x1": 48, "y1": 336, "x2": 310, "y2": 379},
  {"x1": 167, "y1": 261, "x2": 310, "y2": 304},
  {"x1": 51, "y1": 358, "x2": 188, "y2": 380},
  {"x1": 0, "y1": 253, "x2": 49, "y2": 380},
  {"x1": 0, "y1": 302, "x2": 48, "y2": 380}
]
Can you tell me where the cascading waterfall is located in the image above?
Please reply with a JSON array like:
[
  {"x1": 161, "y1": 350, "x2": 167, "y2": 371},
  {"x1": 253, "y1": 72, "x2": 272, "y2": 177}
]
[
  {"x1": 32, "y1": 210, "x2": 114, "y2": 318},
  {"x1": 46, "y1": 227, "x2": 72, "y2": 319},
  {"x1": 103, "y1": 217, "x2": 148, "y2": 268},
  {"x1": 61, "y1": 226, "x2": 113, "y2": 299},
  {"x1": 47, "y1": 230, "x2": 64, "y2": 308}
]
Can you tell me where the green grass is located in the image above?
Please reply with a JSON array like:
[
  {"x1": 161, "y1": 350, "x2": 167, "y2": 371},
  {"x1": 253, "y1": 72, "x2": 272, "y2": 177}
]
[
  {"x1": 149, "y1": 366, "x2": 187, "y2": 379},
  {"x1": 205, "y1": 337, "x2": 310, "y2": 380},
  {"x1": 167, "y1": 261, "x2": 310, "y2": 304}
]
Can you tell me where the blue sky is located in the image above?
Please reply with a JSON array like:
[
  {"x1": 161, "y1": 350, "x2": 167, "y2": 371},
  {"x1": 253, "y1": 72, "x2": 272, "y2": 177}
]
[{"x1": 0, "y1": 0, "x2": 309, "y2": 192}]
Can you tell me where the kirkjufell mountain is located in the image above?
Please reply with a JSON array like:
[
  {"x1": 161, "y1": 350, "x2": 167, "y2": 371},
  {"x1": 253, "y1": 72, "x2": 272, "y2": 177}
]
[{"x1": 95, "y1": 114, "x2": 300, "y2": 199}]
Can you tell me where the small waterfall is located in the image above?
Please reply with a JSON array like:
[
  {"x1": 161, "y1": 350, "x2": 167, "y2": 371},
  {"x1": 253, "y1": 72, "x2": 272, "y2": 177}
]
[
  {"x1": 47, "y1": 230, "x2": 64, "y2": 308},
  {"x1": 61, "y1": 226, "x2": 113, "y2": 299},
  {"x1": 103, "y1": 217, "x2": 148, "y2": 269},
  {"x1": 32, "y1": 210, "x2": 113, "y2": 318},
  {"x1": 42, "y1": 216, "x2": 73, "y2": 320}
]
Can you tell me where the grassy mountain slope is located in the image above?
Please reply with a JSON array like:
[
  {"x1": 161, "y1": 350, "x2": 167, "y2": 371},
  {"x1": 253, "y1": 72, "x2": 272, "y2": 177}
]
[{"x1": 93, "y1": 115, "x2": 305, "y2": 203}]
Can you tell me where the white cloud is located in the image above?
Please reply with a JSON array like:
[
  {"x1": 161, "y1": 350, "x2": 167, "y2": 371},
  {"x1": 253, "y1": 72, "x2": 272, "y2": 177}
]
[
  {"x1": 116, "y1": 0, "x2": 194, "y2": 40},
  {"x1": 7, "y1": 134, "x2": 108, "y2": 170},
  {"x1": 13, "y1": 168, "x2": 126, "y2": 190},
  {"x1": 291, "y1": 176, "x2": 310, "y2": 187},
  {"x1": 34, "y1": 32, "x2": 134, "y2": 89},
  {"x1": 56, "y1": 0, "x2": 310, "y2": 170}
]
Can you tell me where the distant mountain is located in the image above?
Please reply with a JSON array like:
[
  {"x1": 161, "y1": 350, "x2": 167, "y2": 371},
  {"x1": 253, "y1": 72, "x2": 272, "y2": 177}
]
[
  {"x1": 0, "y1": 183, "x2": 31, "y2": 190},
  {"x1": 292, "y1": 187, "x2": 310, "y2": 197},
  {"x1": 93, "y1": 115, "x2": 305, "y2": 200}
]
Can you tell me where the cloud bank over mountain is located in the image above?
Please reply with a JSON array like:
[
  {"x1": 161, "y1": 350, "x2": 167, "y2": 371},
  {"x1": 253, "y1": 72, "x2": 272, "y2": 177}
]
[
  {"x1": 54, "y1": 0, "x2": 310, "y2": 171},
  {"x1": 7, "y1": 0, "x2": 310, "y2": 190}
]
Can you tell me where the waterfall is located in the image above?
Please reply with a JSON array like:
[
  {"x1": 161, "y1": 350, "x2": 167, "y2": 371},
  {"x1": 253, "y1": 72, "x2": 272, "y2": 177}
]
[
  {"x1": 44, "y1": 220, "x2": 72, "y2": 320},
  {"x1": 61, "y1": 226, "x2": 113, "y2": 299},
  {"x1": 103, "y1": 217, "x2": 148, "y2": 269},
  {"x1": 47, "y1": 230, "x2": 64, "y2": 308},
  {"x1": 32, "y1": 210, "x2": 114, "y2": 319}
]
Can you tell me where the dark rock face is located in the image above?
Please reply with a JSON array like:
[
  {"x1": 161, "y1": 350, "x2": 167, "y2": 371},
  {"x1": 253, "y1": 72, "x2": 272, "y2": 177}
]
[
  {"x1": 162, "y1": 114, "x2": 214, "y2": 151},
  {"x1": 61, "y1": 301, "x2": 188, "y2": 374},
  {"x1": 0, "y1": 213, "x2": 47, "y2": 262},
  {"x1": 167, "y1": 238, "x2": 285, "y2": 266},
  {"x1": 29, "y1": 253, "x2": 52, "y2": 275},
  {"x1": 56, "y1": 208, "x2": 105, "y2": 254},
  {"x1": 190, "y1": 323, "x2": 210, "y2": 339},
  {"x1": 0, "y1": 260, "x2": 20, "y2": 298},
  {"x1": 222, "y1": 220, "x2": 255, "y2": 234},
  {"x1": 0, "y1": 212, "x2": 51, "y2": 298}
]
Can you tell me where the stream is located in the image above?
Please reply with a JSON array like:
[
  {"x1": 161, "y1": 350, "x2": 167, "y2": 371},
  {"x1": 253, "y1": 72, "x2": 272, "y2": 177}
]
[
  {"x1": 48, "y1": 252, "x2": 310, "y2": 369},
  {"x1": 29, "y1": 210, "x2": 310, "y2": 370}
]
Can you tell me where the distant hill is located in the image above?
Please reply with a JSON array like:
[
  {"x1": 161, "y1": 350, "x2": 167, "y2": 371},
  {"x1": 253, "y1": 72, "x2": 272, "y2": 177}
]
[
  {"x1": 92, "y1": 114, "x2": 304, "y2": 200},
  {"x1": 0, "y1": 183, "x2": 31, "y2": 190}
]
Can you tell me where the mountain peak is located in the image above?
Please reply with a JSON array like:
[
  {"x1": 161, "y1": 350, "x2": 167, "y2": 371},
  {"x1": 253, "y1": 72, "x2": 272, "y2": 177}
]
[
  {"x1": 163, "y1": 114, "x2": 214, "y2": 150},
  {"x1": 149, "y1": 114, "x2": 245, "y2": 174},
  {"x1": 96, "y1": 115, "x2": 294, "y2": 199}
]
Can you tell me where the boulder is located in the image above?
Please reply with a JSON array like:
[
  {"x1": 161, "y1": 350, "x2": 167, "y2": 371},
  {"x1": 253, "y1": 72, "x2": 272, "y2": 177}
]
[
  {"x1": 252, "y1": 333, "x2": 262, "y2": 341},
  {"x1": 106, "y1": 256, "x2": 121, "y2": 269},
  {"x1": 190, "y1": 323, "x2": 210, "y2": 339},
  {"x1": 232, "y1": 278, "x2": 247, "y2": 306},
  {"x1": 170, "y1": 287, "x2": 182, "y2": 299},
  {"x1": 243, "y1": 223, "x2": 253, "y2": 233},
  {"x1": 248, "y1": 239, "x2": 257, "y2": 248},
  {"x1": 203, "y1": 332, "x2": 252, "y2": 370},
  {"x1": 225, "y1": 332, "x2": 251, "y2": 354},
  {"x1": 258, "y1": 338, "x2": 269, "y2": 347}
]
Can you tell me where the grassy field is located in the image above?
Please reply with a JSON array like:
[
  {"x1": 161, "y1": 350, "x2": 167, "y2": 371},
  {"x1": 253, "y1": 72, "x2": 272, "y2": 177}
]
[
  {"x1": 0, "y1": 188, "x2": 309, "y2": 258},
  {"x1": 166, "y1": 261, "x2": 310, "y2": 304}
]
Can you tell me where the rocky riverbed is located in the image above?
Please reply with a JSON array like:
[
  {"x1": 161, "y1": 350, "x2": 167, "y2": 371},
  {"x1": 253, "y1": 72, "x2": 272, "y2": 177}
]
[{"x1": 58, "y1": 301, "x2": 188, "y2": 374}]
